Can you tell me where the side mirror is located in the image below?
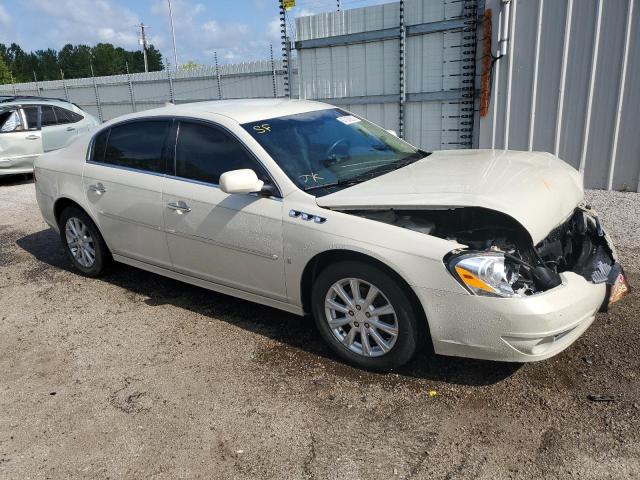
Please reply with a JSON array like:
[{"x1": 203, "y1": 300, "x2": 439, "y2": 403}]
[
  {"x1": 219, "y1": 169, "x2": 264, "y2": 194},
  {"x1": 386, "y1": 129, "x2": 398, "y2": 137}
]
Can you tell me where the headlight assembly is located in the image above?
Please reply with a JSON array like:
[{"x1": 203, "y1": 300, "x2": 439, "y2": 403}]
[{"x1": 448, "y1": 252, "x2": 521, "y2": 298}]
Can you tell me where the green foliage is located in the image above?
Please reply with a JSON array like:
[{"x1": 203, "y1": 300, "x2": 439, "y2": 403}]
[
  {"x1": 0, "y1": 55, "x2": 12, "y2": 84},
  {"x1": 180, "y1": 61, "x2": 202, "y2": 70},
  {"x1": 0, "y1": 42, "x2": 165, "y2": 84}
]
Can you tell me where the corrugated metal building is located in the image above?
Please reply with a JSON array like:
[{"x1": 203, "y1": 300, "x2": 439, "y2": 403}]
[
  {"x1": 296, "y1": 0, "x2": 479, "y2": 151},
  {"x1": 479, "y1": 0, "x2": 640, "y2": 191}
]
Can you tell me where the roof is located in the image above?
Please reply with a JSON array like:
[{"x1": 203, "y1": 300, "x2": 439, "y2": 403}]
[
  {"x1": 0, "y1": 96, "x2": 81, "y2": 110},
  {"x1": 140, "y1": 98, "x2": 335, "y2": 124}
]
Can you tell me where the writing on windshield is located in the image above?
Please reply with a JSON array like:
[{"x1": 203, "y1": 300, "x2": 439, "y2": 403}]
[{"x1": 242, "y1": 108, "x2": 422, "y2": 195}]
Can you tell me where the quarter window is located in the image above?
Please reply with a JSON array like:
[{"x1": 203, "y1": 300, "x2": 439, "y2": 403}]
[
  {"x1": 54, "y1": 106, "x2": 83, "y2": 124},
  {"x1": 175, "y1": 121, "x2": 266, "y2": 184},
  {"x1": 95, "y1": 121, "x2": 170, "y2": 173}
]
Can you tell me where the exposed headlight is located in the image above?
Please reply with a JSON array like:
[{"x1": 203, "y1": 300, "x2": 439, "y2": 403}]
[{"x1": 448, "y1": 252, "x2": 521, "y2": 297}]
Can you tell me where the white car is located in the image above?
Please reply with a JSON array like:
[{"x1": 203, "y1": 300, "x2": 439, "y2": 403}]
[
  {"x1": 0, "y1": 96, "x2": 99, "y2": 177},
  {"x1": 33, "y1": 99, "x2": 629, "y2": 371}
]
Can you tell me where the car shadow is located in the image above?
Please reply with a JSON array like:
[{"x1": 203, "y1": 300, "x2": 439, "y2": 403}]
[
  {"x1": 0, "y1": 174, "x2": 33, "y2": 187},
  {"x1": 16, "y1": 227, "x2": 521, "y2": 387}
]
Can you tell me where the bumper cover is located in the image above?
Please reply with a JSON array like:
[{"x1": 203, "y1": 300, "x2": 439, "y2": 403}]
[
  {"x1": 417, "y1": 271, "x2": 607, "y2": 362},
  {"x1": 0, "y1": 155, "x2": 37, "y2": 175}
]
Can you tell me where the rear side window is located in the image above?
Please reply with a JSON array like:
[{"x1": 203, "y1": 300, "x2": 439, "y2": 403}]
[
  {"x1": 175, "y1": 121, "x2": 267, "y2": 184},
  {"x1": 95, "y1": 121, "x2": 169, "y2": 173},
  {"x1": 41, "y1": 105, "x2": 57, "y2": 126}
]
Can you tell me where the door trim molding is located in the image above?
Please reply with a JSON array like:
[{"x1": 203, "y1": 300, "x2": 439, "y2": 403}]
[
  {"x1": 165, "y1": 228, "x2": 279, "y2": 260},
  {"x1": 112, "y1": 253, "x2": 302, "y2": 315}
]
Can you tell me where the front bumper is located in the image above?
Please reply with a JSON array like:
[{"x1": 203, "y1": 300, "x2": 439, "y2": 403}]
[{"x1": 417, "y1": 271, "x2": 607, "y2": 362}]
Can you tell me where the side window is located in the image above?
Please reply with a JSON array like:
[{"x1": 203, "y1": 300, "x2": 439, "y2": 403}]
[
  {"x1": 0, "y1": 110, "x2": 23, "y2": 133},
  {"x1": 53, "y1": 107, "x2": 71, "y2": 124},
  {"x1": 175, "y1": 121, "x2": 267, "y2": 185},
  {"x1": 22, "y1": 106, "x2": 40, "y2": 130},
  {"x1": 68, "y1": 110, "x2": 84, "y2": 122},
  {"x1": 41, "y1": 105, "x2": 57, "y2": 127},
  {"x1": 54, "y1": 106, "x2": 83, "y2": 124},
  {"x1": 101, "y1": 120, "x2": 169, "y2": 173},
  {"x1": 91, "y1": 129, "x2": 109, "y2": 163}
]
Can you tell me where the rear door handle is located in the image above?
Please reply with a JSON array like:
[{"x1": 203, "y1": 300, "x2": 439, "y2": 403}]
[
  {"x1": 167, "y1": 201, "x2": 191, "y2": 214},
  {"x1": 66, "y1": 126, "x2": 76, "y2": 132},
  {"x1": 25, "y1": 134, "x2": 40, "y2": 140},
  {"x1": 89, "y1": 183, "x2": 106, "y2": 195}
]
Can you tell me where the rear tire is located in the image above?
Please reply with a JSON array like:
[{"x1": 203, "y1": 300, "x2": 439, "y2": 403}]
[
  {"x1": 58, "y1": 206, "x2": 111, "y2": 277},
  {"x1": 311, "y1": 261, "x2": 420, "y2": 371}
]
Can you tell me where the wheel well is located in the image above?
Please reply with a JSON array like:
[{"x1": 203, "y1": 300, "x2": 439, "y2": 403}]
[
  {"x1": 53, "y1": 198, "x2": 84, "y2": 226},
  {"x1": 300, "y1": 249, "x2": 430, "y2": 344}
]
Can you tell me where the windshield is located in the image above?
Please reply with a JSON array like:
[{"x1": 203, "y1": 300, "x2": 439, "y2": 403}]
[{"x1": 242, "y1": 108, "x2": 426, "y2": 195}]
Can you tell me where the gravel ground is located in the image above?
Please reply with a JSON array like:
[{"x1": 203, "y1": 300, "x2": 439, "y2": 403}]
[
  {"x1": 1, "y1": 178, "x2": 639, "y2": 479},
  {"x1": 585, "y1": 190, "x2": 640, "y2": 270}
]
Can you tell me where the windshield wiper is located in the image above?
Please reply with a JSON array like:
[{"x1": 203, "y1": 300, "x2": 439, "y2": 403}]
[
  {"x1": 303, "y1": 177, "x2": 366, "y2": 192},
  {"x1": 304, "y1": 150, "x2": 430, "y2": 192}
]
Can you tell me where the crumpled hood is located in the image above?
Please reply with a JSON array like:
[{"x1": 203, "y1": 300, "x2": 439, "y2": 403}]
[{"x1": 316, "y1": 149, "x2": 584, "y2": 244}]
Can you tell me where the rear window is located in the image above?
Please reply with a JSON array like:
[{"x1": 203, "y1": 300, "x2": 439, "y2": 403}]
[{"x1": 92, "y1": 121, "x2": 169, "y2": 173}]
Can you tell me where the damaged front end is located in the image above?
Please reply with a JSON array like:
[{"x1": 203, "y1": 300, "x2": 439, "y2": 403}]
[{"x1": 347, "y1": 206, "x2": 629, "y2": 305}]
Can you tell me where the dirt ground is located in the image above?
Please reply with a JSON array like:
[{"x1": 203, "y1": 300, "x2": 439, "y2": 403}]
[{"x1": 1, "y1": 177, "x2": 639, "y2": 479}]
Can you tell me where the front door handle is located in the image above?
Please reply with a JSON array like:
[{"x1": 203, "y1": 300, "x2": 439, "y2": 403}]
[
  {"x1": 25, "y1": 134, "x2": 40, "y2": 140},
  {"x1": 167, "y1": 201, "x2": 191, "y2": 214},
  {"x1": 89, "y1": 183, "x2": 106, "y2": 195}
]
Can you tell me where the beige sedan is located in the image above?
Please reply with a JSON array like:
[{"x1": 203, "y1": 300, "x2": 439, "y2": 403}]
[{"x1": 33, "y1": 99, "x2": 629, "y2": 371}]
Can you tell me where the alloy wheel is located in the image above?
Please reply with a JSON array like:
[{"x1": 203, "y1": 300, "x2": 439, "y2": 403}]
[
  {"x1": 324, "y1": 278, "x2": 399, "y2": 357},
  {"x1": 65, "y1": 217, "x2": 96, "y2": 268}
]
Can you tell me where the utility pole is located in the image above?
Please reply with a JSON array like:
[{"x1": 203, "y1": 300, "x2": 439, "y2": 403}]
[
  {"x1": 60, "y1": 69, "x2": 70, "y2": 101},
  {"x1": 279, "y1": 0, "x2": 291, "y2": 98},
  {"x1": 33, "y1": 71, "x2": 41, "y2": 96},
  {"x1": 138, "y1": 23, "x2": 149, "y2": 73},
  {"x1": 168, "y1": 0, "x2": 179, "y2": 70}
]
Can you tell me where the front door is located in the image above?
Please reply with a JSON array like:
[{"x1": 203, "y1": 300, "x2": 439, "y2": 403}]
[
  {"x1": 0, "y1": 107, "x2": 43, "y2": 173},
  {"x1": 83, "y1": 119, "x2": 173, "y2": 268},
  {"x1": 162, "y1": 120, "x2": 287, "y2": 301}
]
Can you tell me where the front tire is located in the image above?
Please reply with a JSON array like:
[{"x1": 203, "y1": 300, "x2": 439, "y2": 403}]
[
  {"x1": 311, "y1": 261, "x2": 421, "y2": 371},
  {"x1": 58, "y1": 206, "x2": 111, "y2": 277}
]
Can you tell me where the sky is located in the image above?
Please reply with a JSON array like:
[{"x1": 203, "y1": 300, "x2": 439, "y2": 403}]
[{"x1": 0, "y1": 0, "x2": 388, "y2": 67}]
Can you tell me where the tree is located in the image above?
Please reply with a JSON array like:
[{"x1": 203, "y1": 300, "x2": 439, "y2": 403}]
[
  {"x1": 0, "y1": 42, "x2": 164, "y2": 82},
  {"x1": 0, "y1": 56, "x2": 12, "y2": 85},
  {"x1": 180, "y1": 61, "x2": 202, "y2": 70},
  {"x1": 34, "y1": 49, "x2": 59, "y2": 80},
  {"x1": 146, "y1": 45, "x2": 164, "y2": 71}
]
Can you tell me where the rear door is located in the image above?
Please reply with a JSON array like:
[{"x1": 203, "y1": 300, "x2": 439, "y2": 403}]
[
  {"x1": 0, "y1": 107, "x2": 43, "y2": 173},
  {"x1": 41, "y1": 105, "x2": 74, "y2": 152},
  {"x1": 162, "y1": 120, "x2": 286, "y2": 300},
  {"x1": 83, "y1": 119, "x2": 174, "y2": 268}
]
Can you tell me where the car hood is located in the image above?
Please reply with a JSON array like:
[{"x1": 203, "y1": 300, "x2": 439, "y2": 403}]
[{"x1": 316, "y1": 149, "x2": 584, "y2": 244}]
